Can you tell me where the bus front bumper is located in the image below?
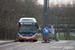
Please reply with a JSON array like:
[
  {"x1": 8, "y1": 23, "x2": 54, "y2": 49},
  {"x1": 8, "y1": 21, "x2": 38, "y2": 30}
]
[{"x1": 18, "y1": 36, "x2": 37, "y2": 40}]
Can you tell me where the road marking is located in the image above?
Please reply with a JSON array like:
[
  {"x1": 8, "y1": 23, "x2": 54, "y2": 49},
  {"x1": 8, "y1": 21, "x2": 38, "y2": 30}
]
[{"x1": 43, "y1": 40, "x2": 69, "y2": 50}]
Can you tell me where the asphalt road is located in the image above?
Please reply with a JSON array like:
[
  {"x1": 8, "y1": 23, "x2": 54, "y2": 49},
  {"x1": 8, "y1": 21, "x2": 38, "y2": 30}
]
[{"x1": 0, "y1": 40, "x2": 75, "y2": 50}]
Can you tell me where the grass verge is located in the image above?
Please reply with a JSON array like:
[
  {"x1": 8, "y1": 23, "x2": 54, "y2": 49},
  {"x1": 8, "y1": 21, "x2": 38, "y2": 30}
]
[{"x1": 38, "y1": 34, "x2": 75, "y2": 40}]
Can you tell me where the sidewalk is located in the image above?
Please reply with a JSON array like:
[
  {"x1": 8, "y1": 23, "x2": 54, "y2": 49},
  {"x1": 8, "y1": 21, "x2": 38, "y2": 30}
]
[{"x1": 0, "y1": 40, "x2": 14, "y2": 45}]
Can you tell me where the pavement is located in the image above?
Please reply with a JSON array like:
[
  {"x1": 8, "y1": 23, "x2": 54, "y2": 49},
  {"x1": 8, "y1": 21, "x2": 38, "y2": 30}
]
[
  {"x1": 0, "y1": 39, "x2": 75, "y2": 44},
  {"x1": 0, "y1": 40, "x2": 75, "y2": 50},
  {"x1": 0, "y1": 40, "x2": 14, "y2": 45}
]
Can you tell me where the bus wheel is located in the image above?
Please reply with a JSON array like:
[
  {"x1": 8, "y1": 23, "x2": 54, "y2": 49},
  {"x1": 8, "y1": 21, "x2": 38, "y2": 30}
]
[
  {"x1": 25, "y1": 40, "x2": 28, "y2": 42},
  {"x1": 19, "y1": 40, "x2": 24, "y2": 42},
  {"x1": 33, "y1": 40, "x2": 37, "y2": 42}
]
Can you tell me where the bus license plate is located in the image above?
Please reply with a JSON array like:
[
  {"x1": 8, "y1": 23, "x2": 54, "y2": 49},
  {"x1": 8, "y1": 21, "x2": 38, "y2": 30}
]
[{"x1": 26, "y1": 38, "x2": 29, "y2": 39}]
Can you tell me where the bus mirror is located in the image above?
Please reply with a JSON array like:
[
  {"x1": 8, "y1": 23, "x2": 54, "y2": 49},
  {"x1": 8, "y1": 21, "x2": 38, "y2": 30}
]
[
  {"x1": 17, "y1": 23, "x2": 19, "y2": 27},
  {"x1": 36, "y1": 25, "x2": 39, "y2": 29}
]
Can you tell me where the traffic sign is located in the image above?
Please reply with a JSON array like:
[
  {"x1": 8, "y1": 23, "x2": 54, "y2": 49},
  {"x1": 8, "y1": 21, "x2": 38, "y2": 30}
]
[{"x1": 43, "y1": 27, "x2": 49, "y2": 33}]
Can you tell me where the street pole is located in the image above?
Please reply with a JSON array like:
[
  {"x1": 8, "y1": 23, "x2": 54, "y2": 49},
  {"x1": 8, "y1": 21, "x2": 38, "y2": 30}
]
[
  {"x1": 55, "y1": 16, "x2": 57, "y2": 38},
  {"x1": 15, "y1": 15, "x2": 17, "y2": 40},
  {"x1": 66, "y1": 25, "x2": 67, "y2": 40},
  {"x1": 43, "y1": 0, "x2": 49, "y2": 42},
  {"x1": 52, "y1": 8, "x2": 53, "y2": 25},
  {"x1": 52, "y1": 7, "x2": 54, "y2": 40},
  {"x1": 4, "y1": 10, "x2": 6, "y2": 40},
  {"x1": 57, "y1": 18, "x2": 59, "y2": 40},
  {"x1": 57, "y1": 19, "x2": 59, "y2": 33}
]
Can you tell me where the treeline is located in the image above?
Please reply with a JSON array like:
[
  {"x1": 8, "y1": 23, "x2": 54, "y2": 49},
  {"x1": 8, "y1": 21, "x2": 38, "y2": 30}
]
[
  {"x1": 49, "y1": 4, "x2": 75, "y2": 39},
  {"x1": 0, "y1": 0, "x2": 75, "y2": 40},
  {"x1": 0, "y1": 0, "x2": 43, "y2": 39}
]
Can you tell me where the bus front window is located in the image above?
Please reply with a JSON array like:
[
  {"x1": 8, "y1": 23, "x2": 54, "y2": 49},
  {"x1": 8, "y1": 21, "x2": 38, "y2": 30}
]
[{"x1": 19, "y1": 25, "x2": 37, "y2": 33}]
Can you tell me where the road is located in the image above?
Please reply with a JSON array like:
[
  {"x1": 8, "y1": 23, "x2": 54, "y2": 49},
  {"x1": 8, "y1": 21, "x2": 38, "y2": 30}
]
[{"x1": 0, "y1": 40, "x2": 75, "y2": 50}]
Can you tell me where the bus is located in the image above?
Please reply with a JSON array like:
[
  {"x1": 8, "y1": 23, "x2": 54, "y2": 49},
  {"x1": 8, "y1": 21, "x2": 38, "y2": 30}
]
[{"x1": 17, "y1": 18, "x2": 38, "y2": 42}]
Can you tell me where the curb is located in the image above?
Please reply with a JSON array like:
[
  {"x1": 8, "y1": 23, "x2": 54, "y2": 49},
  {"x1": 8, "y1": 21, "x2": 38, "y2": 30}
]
[{"x1": 0, "y1": 40, "x2": 17, "y2": 45}]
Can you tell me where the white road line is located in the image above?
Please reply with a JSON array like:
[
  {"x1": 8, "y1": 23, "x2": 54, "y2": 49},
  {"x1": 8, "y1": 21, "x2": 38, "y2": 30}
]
[{"x1": 43, "y1": 41, "x2": 69, "y2": 50}]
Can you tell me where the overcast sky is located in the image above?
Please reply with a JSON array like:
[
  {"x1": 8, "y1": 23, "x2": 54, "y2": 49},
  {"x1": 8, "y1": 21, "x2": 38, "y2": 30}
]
[{"x1": 37, "y1": 0, "x2": 74, "y2": 5}]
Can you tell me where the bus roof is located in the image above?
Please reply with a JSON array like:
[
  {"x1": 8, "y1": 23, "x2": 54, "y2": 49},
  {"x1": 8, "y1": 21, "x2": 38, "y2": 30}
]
[{"x1": 19, "y1": 17, "x2": 37, "y2": 23}]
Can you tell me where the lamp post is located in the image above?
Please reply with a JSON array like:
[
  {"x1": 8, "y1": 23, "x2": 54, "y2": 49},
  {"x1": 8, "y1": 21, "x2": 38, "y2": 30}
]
[
  {"x1": 43, "y1": 0, "x2": 49, "y2": 42},
  {"x1": 51, "y1": 7, "x2": 54, "y2": 40},
  {"x1": 54, "y1": 16, "x2": 60, "y2": 41},
  {"x1": 54, "y1": 16, "x2": 56, "y2": 39},
  {"x1": 57, "y1": 18, "x2": 60, "y2": 40},
  {"x1": 4, "y1": 10, "x2": 6, "y2": 40},
  {"x1": 64, "y1": 17, "x2": 67, "y2": 40},
  {"x1": 65, "y1": 24, "x2": 67, "y2": 40}
]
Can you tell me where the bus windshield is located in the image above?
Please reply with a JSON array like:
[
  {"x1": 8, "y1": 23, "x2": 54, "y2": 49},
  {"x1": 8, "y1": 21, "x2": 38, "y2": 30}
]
[{"x1": 19, "y1": 25, "x2": 37, "y2": 33}]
